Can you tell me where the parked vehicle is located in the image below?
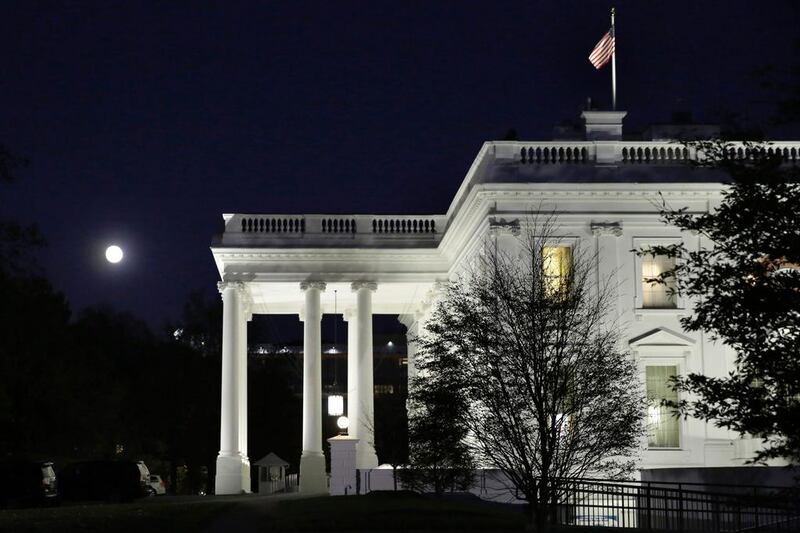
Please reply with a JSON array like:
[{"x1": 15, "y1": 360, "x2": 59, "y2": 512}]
[
  {"x1": 0, "y1": 460, "x2": 58, "y2": 507},
  {"x1": 148, "y1": 474, "x2": 166, "y2": 495},
  {"x1": 59, "y1": 460, "x2": 150, "y2": 502}
]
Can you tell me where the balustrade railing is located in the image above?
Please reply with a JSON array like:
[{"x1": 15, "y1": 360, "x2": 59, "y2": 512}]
[
  {"x1": 226, "y1": 213, "x2": 446, "y2": 241},
  {"x1": 240, "y1": 216, "x2": 305, "y2": 234},
  {"x1": 520, "y1": 143, "x2": 594, "y2": 164},
  {"x1": 515, "y1": 141, "x2": 800, "y2": 165}
]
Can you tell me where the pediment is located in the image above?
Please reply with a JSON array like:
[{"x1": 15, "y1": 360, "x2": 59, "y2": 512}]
[{"x1": 629, "y1": 327, "x2": 695, "y2": 347}]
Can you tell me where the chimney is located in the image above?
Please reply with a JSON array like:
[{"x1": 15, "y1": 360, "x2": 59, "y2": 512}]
[{"x1": 580, "y1": 110, "x2": 627, "y2": 141}]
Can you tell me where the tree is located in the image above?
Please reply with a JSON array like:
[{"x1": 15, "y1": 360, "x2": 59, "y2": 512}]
[
  {"x1": 415, "y1": 216, "x2": 644, "y2": 528},
  {"x1": 373, "y1": 392, "x2": 409, "y2": 490},
  {"x1": 643, "y1": 140, "x2": 800, "y2": 465},
  {"x1": 401, "y1": 346, "x2": 475, "y2": 495}
]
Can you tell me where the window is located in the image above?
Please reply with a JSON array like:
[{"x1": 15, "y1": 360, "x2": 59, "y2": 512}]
[
  {"x1": 543, "y1": 246, "x2": 572, "y2": 297},
  {"x1": 646, "y1": 366, "x2": 680, "y2": 448},
  {"x1": 641, "y1": 254, "x2": 677, "y2": 308},
  {"x1": 374, "y1": 384, "x2": 394, "y2": 395}
]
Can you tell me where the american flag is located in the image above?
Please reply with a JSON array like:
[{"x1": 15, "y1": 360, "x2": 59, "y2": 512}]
[{"x1": 588, "y1": 29, "x2": 615, "y2": 69}]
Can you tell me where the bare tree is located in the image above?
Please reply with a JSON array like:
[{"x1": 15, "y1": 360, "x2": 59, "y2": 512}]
[{"x1": 415, "y1": 215, "x2": 645, "y2": 529}]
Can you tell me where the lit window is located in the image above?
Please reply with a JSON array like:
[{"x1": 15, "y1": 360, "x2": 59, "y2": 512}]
[
  {"x1": 374, "y1": 384, "x2": 395, "y2": 395},
  {"x1": 641, "y1": 254, "x2": 677, "y2": 308},
  {"x1": 646, "y1": 366, "x2": 680, "y2": 448},
  {"x1": 543, "y1": 246, "x2": 572, "y2": 296}
]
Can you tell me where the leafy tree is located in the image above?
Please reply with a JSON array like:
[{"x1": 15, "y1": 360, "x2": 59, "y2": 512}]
[
  {"x1": 644, "y1": 141, "x2": 800, "y2": 464},
  {"x1": 373, "y1": 392, "x2": 409, "y2": 490},
  {"x1": 402, "y1": 340, "x2": 475, "y2": 495},
  {"x1": 0, "y1": 271, "x2": 71, "y2": 457},
  {"x1": 415, "y1": 216, "x2": 644, "y2": 528}
]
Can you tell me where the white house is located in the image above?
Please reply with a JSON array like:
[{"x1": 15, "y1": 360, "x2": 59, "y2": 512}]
[{"x1": 209, "y1": 110, "x2": 800, "y2": 495}]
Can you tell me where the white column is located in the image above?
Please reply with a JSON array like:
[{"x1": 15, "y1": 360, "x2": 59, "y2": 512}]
[
  {"x1": 238, "y1": 310, "x2": 251, "y2": 493},
  {"x1": 591, "y1": 221, "x2": 623, "y2": 329},
  {"x1": 299, "y1": 281, "x2": 327, "y2": 493},
  {"x1": 215, "y1": 281, "x2": 247, "y2": 495},
  {"x1": 351, "y1": 281, "x2": 379, "y2": 469},
  {"x1": 343, "y1": 308, "x2": 358, "y2": 426}
]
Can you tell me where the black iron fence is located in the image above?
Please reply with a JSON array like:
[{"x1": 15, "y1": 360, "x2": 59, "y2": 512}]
[{"x1": 546, "y1": 477, "x2": 800, "y2": 532}]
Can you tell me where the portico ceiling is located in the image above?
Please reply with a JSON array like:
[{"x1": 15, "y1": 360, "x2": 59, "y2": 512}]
[{"x1": 246, "y1": 280, "x2": 439, "y2": 316}]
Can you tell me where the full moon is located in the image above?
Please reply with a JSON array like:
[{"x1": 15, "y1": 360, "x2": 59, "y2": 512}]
[{"x1": 105, "y1": 245, "x2": 124, "y2": 264}]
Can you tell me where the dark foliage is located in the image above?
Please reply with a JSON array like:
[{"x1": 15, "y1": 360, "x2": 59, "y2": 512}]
[
  {"x1": 374, "y1": 392, "x2": 409, "y2": 490},
  {"x1": 401, "y1": 345, "x2": 476, "y2": 495},
  {"x1": 643, "y1": 140, "x2": 800, "y2": 464}
]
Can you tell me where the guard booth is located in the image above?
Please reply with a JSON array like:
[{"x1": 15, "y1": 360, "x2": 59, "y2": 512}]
[{"x1": 254, "y1": 453, "x2": 290, "y2": 494}]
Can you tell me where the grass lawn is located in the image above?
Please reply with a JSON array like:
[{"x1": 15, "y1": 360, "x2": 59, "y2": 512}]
[
  {"x1": 264, "y1": 492, "x2": 528, "y2": 531},
  {"x1": 0, "y1": 496, "x2": 238, "y2": 532},
  {"x1": 0, "y1": 491, "x2": 531, "y2": 532}
]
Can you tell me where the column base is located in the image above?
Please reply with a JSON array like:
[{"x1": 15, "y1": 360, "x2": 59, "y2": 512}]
[
  {"x1": 241, "y1": 457, "x2": 251, "y2": 493},
  {"x1": 299, "y1": 451, "x2": 327, "y2": 494},
  {"x1": 215, "y1": 452, "x2": 246, "y2": 495}
]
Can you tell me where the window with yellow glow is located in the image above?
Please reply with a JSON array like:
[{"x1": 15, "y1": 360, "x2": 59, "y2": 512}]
[
  {"x1": 641, "y1": 254, "x2": 677, "y2": 308},
  {"x1": 646, "y1": 365, "x2": 680, "y2": 448},
  {"x1": 543, "y1": 246, "x2": 572, "y2": 296}
]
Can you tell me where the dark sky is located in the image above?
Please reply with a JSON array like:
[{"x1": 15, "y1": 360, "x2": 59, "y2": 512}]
[{"x1": 2, "y1": 1, "x2": 799, "y2": 329}]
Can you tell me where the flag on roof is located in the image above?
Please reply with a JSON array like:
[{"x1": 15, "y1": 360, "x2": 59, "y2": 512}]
[{"x1": 589, "y1": 28, "x2": 615, "y2": 69}]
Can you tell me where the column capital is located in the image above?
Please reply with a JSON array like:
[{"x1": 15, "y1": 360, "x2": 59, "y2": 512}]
[
  {"x1": 217, "y1": 280, "x2": 246, "y2": 294},
  {"x1": 351, "y1": 281, "x2": 377, "y2": 292},
  {"x1": 488, "y1": 217, "x2": 521, "y2": 237},
  {"x1": 300, "y1": 281, "x2": 327, "y2": 292},
  {"x1": 590, "y1": 221, "x2": 623, "y2": 237}
]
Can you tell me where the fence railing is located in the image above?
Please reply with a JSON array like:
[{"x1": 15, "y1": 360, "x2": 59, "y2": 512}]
[{"x1": 544, "y1": 477, "x2": 800, "y2": 532}]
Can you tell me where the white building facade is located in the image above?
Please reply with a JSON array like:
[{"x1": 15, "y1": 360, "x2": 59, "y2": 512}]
[{"x1": 210, "y1": 111, "x2": 800, "y2": 495}]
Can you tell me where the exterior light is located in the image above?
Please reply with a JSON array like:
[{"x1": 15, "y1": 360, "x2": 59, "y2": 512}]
[
  {"x1": 328, "y1": 394, "x2": 344, "y2": 416},
  {"x1": 336, "y1": 415, "x2": 350, "y2": 434},
  {"x1": 387, "y1": 341, "x2": 394, "y2": 348}
]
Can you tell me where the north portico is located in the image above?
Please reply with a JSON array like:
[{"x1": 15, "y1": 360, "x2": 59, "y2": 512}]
[
  {"x1": 211, "y1": 110, "x2": 800, "y2": 495},
  {"x1": 212, "y1": 277, "x2": 445, "y2": 495}
]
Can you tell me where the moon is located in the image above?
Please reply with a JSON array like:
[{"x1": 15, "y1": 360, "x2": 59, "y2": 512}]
[{"x1": 105, "y1": 245, "x2": 124, "y2": 264}]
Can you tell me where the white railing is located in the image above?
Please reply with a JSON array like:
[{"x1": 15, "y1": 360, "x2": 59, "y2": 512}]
[
  {"x1": 619, "y1": 142, "x2": 693, "y2": 163},
  {"x1": 519, "y1": 142, "x2": 595, "y2": 164},
  {"x1": 285, "y1": 473, "x2": 299, "y2": 493},
  {"x1": 221, "y1": 213, "x2": 447, "y2": 246},
  {"x1": 514, "y1": 141, "x2": 800, "y2": 165}
]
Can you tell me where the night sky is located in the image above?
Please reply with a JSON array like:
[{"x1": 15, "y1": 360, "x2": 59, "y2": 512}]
[{"x1": 2, "y1": 1, "x2": 799, "y2": 330}]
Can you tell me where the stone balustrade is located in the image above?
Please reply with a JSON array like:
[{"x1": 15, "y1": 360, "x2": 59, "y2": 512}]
[
  {"x1": 509, "y1": 140, "x2": 800, "y2": 165},
  {"x1": 220, "y1": 213, "x2": 446, "y2": 247}
]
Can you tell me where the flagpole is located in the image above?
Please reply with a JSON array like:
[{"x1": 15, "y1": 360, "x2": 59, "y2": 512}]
[{"x1": 611, "y1": 7, "x2": 617, "y2": 110}]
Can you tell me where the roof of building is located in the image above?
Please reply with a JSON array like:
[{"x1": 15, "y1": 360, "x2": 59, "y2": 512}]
[{"x1": 253, "y1": 452, "x2": 289, "y2": 467}]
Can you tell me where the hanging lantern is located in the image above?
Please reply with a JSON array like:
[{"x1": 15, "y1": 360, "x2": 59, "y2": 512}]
[{"x1": 328, "y1": 394, "x2": 344, "y2": 417}]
